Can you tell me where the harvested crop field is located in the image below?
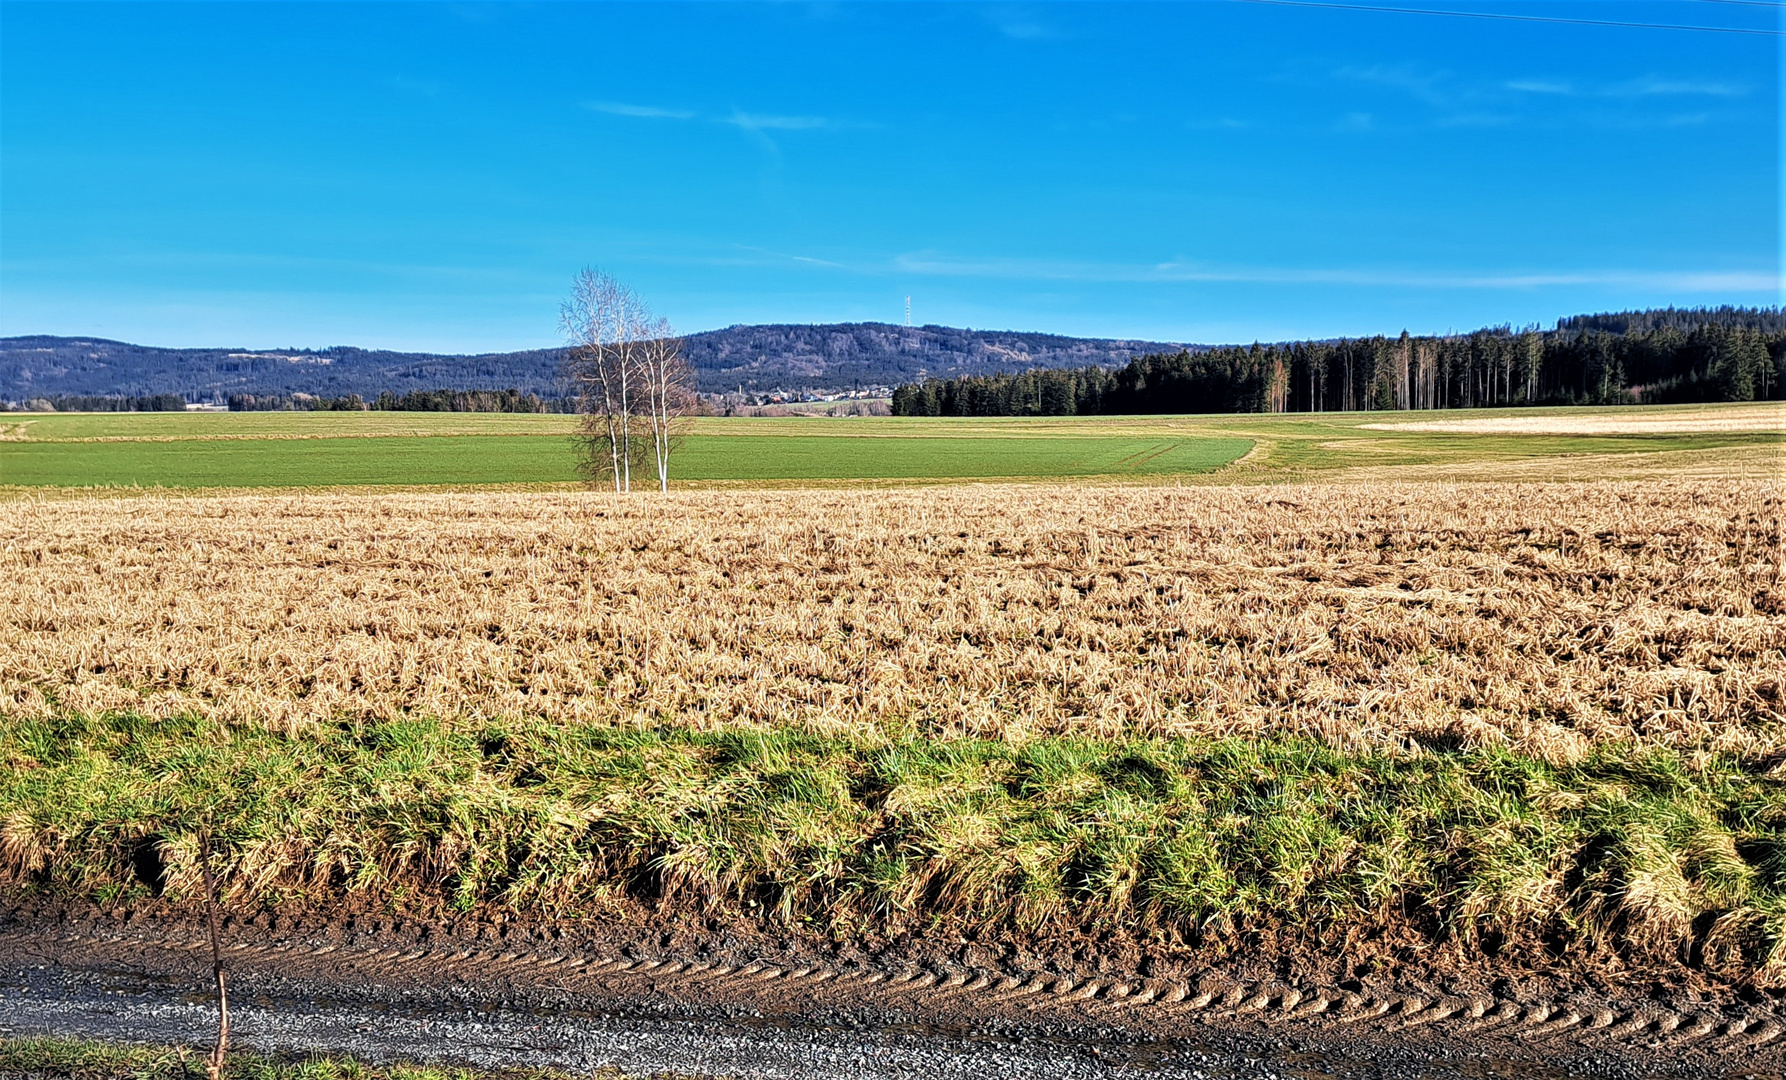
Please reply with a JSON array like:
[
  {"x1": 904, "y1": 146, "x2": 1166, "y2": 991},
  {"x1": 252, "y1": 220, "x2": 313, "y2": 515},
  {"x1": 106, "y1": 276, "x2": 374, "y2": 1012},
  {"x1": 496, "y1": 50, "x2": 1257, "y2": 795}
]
[
  {"x1": 4, "y1": 476, "x2": 1786, "y2": 997},
  {"x1": 3, "y1": 480, "x2": 1780, "y2": 757},
  {"x1": 1359, "y1": 402, "x2": 1784, "y2": 436}
]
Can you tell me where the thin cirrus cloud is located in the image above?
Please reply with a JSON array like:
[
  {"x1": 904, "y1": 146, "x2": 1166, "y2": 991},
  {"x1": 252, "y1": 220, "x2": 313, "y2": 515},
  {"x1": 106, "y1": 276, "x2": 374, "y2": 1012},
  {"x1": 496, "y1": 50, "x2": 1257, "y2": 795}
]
[
  {"x1": 1334, "y1": 64, "x2": 1452, "y2": 106},
  {"x1": 582, "y1": 101, "x2": 697, "y2": 120},
  {"x1": 581, "y1": 101, "x2": 857, "y2": 132},
  {"x1": 1503, "y1": 79, "x2": 1573, "y2": 96},
  {"x1": 1617, "y1": 77, "x2": 1745, "y2": 98},
  {"x1": 1331, "y1": 65, "x2": 1748, "y2": 119},
  {"x1": 722, "y1": 110, "x2": 836, "y2": 131},
  {"x1": 731, "y1": 245, "x2": 848, "y2": 270},
  {"x1": 890, "y1": 252, "x2": 1779, "y2": 293},
  {"x1": 984, "y1": 4, "x2": 1061, "y2": 40},
  {"x1": 1504, "y1": 76, "x2": 1746, "y2": 99}
]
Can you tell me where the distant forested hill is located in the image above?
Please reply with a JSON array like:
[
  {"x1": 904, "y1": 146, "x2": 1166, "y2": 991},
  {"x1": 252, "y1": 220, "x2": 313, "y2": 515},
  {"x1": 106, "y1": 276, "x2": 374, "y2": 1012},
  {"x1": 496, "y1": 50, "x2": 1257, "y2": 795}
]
[
  {"x1": 14, "y1": 308, "x2": 1780, "y2": 413},
  {"x1": 894, "y1": 307, "x2": 1786, "y2": 416},
  {"x1": 0, "y1": 324, "x2": 1188, "y2": 404},
  {"x1": 0, "y1": 338, "x2": 566, "y2": 405},
  {"x1": 680, "y1": 323, "x2": 1185, "y2": 394}
]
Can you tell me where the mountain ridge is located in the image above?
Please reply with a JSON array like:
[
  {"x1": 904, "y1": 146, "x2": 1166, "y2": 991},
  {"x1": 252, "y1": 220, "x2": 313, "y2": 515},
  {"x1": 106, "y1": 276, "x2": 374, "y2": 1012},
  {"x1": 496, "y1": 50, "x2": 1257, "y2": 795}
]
[{"x1": 1, "y1": 324, "x2": 1192, "y2": 403}]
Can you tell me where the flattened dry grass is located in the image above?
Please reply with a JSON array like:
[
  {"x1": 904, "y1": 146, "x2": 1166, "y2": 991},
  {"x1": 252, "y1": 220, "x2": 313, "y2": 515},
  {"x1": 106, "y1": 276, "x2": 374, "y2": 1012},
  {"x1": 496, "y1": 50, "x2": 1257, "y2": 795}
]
[
  {"x1": 8, "y1": 715, "x2": 1786, "y2": 978},
  {"x1": 1, "y1": 480, "x2": 1780, "y2": 760}
]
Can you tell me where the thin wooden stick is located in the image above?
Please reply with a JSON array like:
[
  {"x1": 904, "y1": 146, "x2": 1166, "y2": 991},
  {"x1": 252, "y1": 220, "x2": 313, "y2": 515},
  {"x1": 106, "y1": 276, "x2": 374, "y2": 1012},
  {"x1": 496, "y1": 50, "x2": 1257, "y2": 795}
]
[{"x1": 198, "y1": 831, "x2": 229, "y2": 1080}]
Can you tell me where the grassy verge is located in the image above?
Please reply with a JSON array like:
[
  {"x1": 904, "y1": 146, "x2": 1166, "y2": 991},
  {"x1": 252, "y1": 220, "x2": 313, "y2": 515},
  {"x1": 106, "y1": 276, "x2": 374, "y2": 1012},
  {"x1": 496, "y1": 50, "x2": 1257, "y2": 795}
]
[
  {"x1": 5, "y1": 713, "x2": 1786, "y2": 978},
  {"x1": 0, "y1": 1037, "x2": 631, "y2": 1080}
]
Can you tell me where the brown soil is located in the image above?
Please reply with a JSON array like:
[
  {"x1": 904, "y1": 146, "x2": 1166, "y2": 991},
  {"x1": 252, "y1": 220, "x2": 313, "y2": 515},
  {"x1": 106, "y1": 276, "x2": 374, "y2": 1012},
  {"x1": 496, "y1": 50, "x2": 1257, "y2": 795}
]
[{"x1": 4, "y1": 890, "x2": 1781, "y2": 1074}]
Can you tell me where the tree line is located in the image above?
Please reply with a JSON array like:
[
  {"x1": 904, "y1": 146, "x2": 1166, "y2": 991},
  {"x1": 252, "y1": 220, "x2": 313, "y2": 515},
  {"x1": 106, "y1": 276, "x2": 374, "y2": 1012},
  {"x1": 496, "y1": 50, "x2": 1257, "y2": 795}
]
[
  {"x1": 3, "y1": 393, "x2": 188, "y2": 412},
  {"x1": 892, "y1": 308, "x2": 1785, "y2": 416},
  {"x1": 225, "y1": 389, "x2": 577, "y2": 412}
]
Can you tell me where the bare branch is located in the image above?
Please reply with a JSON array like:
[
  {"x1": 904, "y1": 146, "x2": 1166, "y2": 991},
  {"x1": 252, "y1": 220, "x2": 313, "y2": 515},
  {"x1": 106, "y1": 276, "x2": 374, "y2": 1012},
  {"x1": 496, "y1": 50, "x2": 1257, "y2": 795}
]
[{"x1": 561, "y1": 269, "x2": 692, "y2": 493}]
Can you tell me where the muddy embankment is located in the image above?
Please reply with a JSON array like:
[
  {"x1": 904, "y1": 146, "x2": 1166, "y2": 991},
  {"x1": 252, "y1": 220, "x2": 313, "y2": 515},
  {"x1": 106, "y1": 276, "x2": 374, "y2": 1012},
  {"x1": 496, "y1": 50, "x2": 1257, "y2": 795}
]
[{"x1": 2, "y1": 893, "x2": 1782, "y2": 1079}]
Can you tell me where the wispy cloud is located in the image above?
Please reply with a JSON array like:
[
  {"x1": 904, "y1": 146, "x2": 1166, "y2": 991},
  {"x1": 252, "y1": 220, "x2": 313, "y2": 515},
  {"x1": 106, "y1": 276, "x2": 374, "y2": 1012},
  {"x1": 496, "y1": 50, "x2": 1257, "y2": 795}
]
[
  {"x1": 583, "y1": 101, "x2": 869, "y2": 138},
  {"x1": 1505, "y1": 78, "x2": 1573, "y2": 96},
  {"x1": 890, "y1": 252, "x2": 1779, "y2": 293},
  {"x1": 1327, "y1": 64, "x2": 1747, "y2": 133},
  {"x1": 723, "y1": 110, "x2": 836, "y2": 131},
  {"x1": 6, "y1": 249, "x2": 545, "y2": 286},
  {"x1": 1613, "y1": 76, "x2": 1745, "y2": 98},
  {"x1": 444, "y1": 3, "x2": 502, "y2": 25},
  {"x1": 734, "y1": 245, "x2": 847, "y2": 270},
  {"x1": 1505, "y1": 75, "x2": 1747, "y2": 99},
  {"x1": 986, "y1": 5, "x2": 1060, "y2": 40},
  {"x1": 582, "y1": 101, "x2": 696, "y2": 120},
  {"x1": 1335, "y1": 64, "x2": 1451, "y2": 106},
  {"x1": 1185, "y1": 117, "x2": 1249, "y2": 131}
]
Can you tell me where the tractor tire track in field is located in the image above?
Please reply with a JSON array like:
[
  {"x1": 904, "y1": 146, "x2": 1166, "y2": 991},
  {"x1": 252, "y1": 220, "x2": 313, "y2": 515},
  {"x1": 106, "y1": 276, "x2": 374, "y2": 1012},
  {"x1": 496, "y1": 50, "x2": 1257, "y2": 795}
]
[{"x1": 2, "y1": 906, "x2": 1781, "y2": 1075}]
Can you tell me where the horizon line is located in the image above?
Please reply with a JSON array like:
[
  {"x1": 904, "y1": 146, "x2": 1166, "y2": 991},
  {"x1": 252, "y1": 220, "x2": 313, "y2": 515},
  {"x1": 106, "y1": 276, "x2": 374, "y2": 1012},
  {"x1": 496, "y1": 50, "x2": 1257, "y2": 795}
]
[{"x1": 5, "y1": 302, "x2": 1783, "y2": 357}]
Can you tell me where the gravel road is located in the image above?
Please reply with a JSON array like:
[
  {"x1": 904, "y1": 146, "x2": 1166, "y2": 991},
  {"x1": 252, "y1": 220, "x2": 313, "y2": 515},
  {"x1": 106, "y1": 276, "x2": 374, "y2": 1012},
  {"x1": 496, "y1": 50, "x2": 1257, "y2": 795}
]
[
  {"x1": 0, "y1": 956, "x2": 1682, "y2": 1080},
  {"x1": 3, "y1": 897, "x2": 1765, "y2": 1080}
]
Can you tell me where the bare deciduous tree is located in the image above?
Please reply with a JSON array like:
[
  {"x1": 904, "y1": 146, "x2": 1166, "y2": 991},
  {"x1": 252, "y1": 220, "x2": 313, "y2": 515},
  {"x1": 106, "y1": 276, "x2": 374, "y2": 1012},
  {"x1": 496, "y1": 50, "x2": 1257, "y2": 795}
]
[
  {"x1": 639, "y1": 316, "x2": 693, "y2": 493},
  {"x1": 557, "y1": 269, "x2": 650, "y2": 489},
  {"x1": 562, "y1": 268, "x2": 631, "y2": 491},
  {"x1": 562, "y1": 269, "x2": 694, "y2": 492}
]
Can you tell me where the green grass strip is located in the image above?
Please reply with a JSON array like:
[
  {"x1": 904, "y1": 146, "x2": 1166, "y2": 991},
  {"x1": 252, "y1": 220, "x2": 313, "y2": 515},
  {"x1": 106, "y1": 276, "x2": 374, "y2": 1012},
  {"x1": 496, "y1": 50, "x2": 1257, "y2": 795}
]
[
  {"x1": 0, "y1": 1037, "x2": 626, "y2": 1080},
  {"x1": 4, "y1": 714, "x2": 1785, "y2": 970}
]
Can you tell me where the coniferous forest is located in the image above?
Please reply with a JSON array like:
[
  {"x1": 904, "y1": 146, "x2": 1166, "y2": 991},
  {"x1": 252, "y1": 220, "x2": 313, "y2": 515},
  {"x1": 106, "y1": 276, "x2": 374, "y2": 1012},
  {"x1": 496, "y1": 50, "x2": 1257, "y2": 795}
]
[{"x1": 892, "y1": 307, "x2": 1785, "y2": 416}]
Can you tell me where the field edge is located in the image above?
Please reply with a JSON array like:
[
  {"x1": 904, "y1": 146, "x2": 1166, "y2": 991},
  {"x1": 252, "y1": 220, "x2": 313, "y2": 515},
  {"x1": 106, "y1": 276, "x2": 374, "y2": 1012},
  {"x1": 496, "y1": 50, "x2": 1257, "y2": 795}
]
[{"x1": 6, "y1": 714, "x2": 1786, "y2": 990}]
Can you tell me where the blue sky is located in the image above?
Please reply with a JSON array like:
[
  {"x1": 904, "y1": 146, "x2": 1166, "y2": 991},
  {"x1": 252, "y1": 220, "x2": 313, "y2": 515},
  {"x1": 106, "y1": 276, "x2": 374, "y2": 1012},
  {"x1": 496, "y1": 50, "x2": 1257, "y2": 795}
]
[{"x1": 1, "y1": 1, "x2": 1779, "y2": 352}]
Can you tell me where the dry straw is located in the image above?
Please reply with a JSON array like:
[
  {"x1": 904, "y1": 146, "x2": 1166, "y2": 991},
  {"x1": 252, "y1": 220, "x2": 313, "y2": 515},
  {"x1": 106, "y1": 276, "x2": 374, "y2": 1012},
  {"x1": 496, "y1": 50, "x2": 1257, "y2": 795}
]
[{"x1": 2, "y1": 479, "x2": 1780, "y2": 762}]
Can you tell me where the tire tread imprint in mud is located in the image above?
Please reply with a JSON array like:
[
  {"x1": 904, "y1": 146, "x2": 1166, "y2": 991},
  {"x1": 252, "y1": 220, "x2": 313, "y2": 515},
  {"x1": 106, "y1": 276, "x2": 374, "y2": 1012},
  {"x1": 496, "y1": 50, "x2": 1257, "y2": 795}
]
[{"x1": 3, "y1": 915, "x2": 1779, "y2": 1059}]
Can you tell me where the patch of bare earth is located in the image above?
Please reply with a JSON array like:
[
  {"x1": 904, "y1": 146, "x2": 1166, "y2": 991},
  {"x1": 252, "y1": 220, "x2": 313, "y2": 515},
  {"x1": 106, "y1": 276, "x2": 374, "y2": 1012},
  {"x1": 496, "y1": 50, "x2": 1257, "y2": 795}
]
[{"x1": 3, "y1": 893, "x2": 1781, "y2": 1073}]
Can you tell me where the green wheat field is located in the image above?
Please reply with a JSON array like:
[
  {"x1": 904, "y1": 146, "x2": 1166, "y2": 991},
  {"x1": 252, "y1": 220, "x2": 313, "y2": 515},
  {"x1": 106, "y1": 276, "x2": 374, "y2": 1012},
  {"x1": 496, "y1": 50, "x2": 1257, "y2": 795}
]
[{"x1": 2, "y1": 402, "x2": 1779, "y2": 489}]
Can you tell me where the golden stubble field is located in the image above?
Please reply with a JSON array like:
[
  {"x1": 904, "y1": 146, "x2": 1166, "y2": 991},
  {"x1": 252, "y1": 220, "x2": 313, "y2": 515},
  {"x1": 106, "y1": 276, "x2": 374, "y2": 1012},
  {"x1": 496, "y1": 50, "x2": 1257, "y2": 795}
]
[{"x1": 2, "y1": 479, "x2": 1780, "y2": 762}]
